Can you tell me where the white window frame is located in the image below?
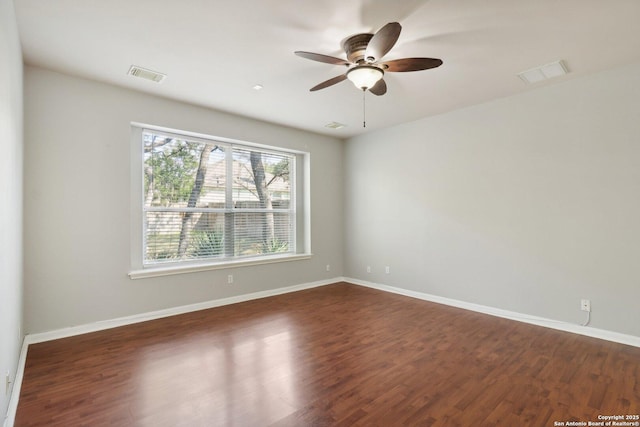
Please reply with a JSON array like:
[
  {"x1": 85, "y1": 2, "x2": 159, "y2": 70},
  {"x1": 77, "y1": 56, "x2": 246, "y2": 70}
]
[{"x1": 129, "y1": 123, "x2": 311, "y2": 279}]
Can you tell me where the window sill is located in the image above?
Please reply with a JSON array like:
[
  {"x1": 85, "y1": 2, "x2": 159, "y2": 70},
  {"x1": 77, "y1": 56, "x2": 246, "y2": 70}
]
[{"x1": 129, "y1": 253, "x2": 313, "y2": 280}]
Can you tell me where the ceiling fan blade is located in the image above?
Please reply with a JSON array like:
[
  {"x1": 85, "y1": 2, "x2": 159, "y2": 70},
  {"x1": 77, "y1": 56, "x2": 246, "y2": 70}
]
[
  {"x1": 310, "y1": 74, "x2": 348, "y2": 91},
  {"x1": 369, "y1": 78, "x2": 387, "y2": 96},
  {"x1": 382, "y1": 57, "x2": 443, "y2": 72},
  {"x1": 295, "y1": 51, "x2": 350, "y2": 66},
  {"x1": 365, "y1": 22, "x2": 402, "y2": 62}
]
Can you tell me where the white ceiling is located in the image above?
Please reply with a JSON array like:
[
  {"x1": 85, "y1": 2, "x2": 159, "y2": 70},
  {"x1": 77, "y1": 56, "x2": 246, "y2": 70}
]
[{"x1": 14, "y1": 0, "x2": 640, "y2": 138}]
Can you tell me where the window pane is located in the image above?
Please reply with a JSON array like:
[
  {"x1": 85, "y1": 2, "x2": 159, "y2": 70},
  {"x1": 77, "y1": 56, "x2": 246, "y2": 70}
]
[
  {"x1": 232, "y1": 148, "x2": 291, "y2": 208},
  {"x1": 234, "y1": 212, "x2": 294, "y2": 256},
  {"x1": 144, "y1": 211, "x2": 225, "y2": 263},
  {"x1": 144, "y1": 132, "x2": 225, "y2": 208}
]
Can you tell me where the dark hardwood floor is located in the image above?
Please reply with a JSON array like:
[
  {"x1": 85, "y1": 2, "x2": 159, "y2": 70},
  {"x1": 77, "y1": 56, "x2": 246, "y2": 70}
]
[{"x1": 15, "y1": 282, "x2": 640, "y2": 426}]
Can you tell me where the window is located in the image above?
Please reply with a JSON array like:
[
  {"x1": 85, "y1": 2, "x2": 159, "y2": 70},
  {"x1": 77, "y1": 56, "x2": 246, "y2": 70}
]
[{"x1": 130, "y1": 125, "x2": 310, "y2": 277}]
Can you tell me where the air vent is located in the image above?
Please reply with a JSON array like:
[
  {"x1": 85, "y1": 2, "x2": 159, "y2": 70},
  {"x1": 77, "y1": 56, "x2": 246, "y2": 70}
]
[
  {"x1": 127, "y1": 65, "x2": 166, "y2": 83},
  {"x1": 325, "y1": 122, "x2": 346, "y2": 129},
  {"x1": 517, "y1": 60, "x2": 568, "y2": 84}
]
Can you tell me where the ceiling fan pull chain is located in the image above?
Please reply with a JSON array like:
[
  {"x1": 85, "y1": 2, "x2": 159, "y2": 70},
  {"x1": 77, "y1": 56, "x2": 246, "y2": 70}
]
[{"x1": 363, "y1": 88, "x2": 366, "y2": 128}]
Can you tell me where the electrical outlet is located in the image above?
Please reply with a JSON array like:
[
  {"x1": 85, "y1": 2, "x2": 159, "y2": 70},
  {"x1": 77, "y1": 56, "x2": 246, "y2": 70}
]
[
  {"x1": 385, "y1": 266, "x2": 390, "y2": 274},
  {"x1": 581, "y1": 299, "x2": 591, "y2": 312},
  {"x1": 227, "y1": 274, "x2": 233, "y2": 284},
  {"x1": 326, "y1": 264, "x2": 330, "y2": 272},
  {"x1": 366, "y1": 265, "x2": 371, "y2": 273}
]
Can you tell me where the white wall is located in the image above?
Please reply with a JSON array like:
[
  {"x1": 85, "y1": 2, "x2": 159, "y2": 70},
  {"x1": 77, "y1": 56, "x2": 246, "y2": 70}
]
[
  {"x1": 0, "y1": 0, "x2": 23, "y2": 420},
  {"x1": 23, "y1": 66, "x2": 344, "y2": 334},
  {"x1": 345, "y1": 62, "x2": 640, "y2": 337}
]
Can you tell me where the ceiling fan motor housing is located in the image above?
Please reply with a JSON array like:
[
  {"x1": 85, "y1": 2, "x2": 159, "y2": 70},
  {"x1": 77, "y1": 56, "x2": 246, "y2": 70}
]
[{"x1": 342, "y1": 33, "x2": 374, "y2": 63}]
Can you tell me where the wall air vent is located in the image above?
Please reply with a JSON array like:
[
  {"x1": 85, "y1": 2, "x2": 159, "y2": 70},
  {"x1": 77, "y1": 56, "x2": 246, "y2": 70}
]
[{"x1": 127, "y1": 65, "x2": 166, "y2": 83}]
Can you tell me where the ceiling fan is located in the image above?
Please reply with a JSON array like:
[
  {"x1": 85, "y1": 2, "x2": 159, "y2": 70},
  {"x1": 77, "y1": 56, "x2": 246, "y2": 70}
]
[{"x1": 295, "y1": 22, "x2": 443, "y2": 96}]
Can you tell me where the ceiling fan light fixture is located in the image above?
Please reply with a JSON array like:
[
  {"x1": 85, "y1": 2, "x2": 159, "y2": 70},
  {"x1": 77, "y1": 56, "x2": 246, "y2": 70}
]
[{"x1": 347, "y1": 66, "x2": 383, "y2": 90}]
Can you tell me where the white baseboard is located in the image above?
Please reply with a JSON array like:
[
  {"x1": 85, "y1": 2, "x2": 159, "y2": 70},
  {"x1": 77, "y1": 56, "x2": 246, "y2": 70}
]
[
  {"x1": 26, "y1": 277, "x2": 340, "y2": 345},
  {"x1": 4, "y1": 337, "x2": 28, "y2": 427},
  {"x1": 345, "y1": 277, "x2": 640, "y2": 348}
]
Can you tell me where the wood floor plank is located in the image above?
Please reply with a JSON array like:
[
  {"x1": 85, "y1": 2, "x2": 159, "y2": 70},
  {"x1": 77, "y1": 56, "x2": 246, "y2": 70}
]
[{"x1": 14, "y1": 282, "x2": 640, "y2": 426}]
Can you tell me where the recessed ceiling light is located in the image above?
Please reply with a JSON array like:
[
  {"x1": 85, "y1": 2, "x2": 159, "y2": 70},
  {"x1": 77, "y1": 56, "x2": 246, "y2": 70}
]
[
  {"x1": 127, "y1": 65, "x2": 166, "y2": 83},
  {"x1": 325, "y1": 122, "x2": 346, "y2": 129},
  {"x1": 252, "y1": 84, "x2": 264, "y2": 91},
  {"x1": 517, "y1": 60, "x2": 568, "y2": 84}
]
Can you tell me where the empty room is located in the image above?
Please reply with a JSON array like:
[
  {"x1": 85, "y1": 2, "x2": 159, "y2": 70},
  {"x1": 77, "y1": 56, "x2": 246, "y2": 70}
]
[{"x1": 2, "y1": 0, "x2": 640, "y2": 426}]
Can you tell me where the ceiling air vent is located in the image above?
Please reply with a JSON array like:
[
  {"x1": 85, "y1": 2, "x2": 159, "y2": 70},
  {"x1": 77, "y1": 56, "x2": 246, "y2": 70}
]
[
  {"x1": 325, "y1": 122, "x2": 346, "y2": 129},
  {"x1": 517, "y1": 60, "x2": 568, "y2": 84},
  {"x1": 127, "y1": 65, "x2": 166, "y2": 83}
]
